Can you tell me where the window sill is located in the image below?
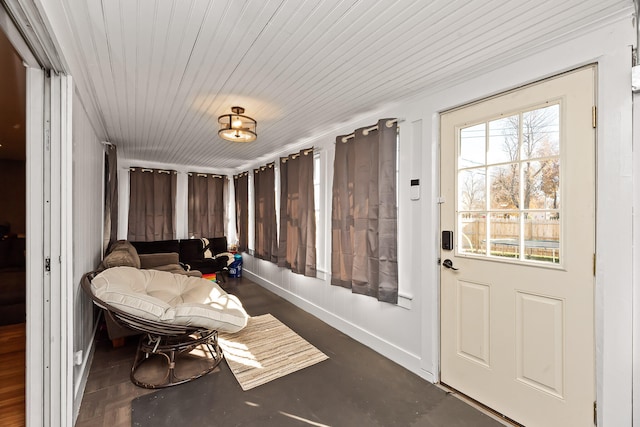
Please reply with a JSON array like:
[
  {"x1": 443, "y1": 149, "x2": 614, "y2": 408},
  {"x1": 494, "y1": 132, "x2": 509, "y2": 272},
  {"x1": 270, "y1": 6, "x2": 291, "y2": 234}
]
[{"x1": 397, "y1": 292, "x2": 413, "y2": 310}]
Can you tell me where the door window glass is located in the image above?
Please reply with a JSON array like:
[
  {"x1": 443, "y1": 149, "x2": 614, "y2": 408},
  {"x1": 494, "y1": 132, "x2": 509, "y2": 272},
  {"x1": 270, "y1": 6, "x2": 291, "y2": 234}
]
[{"x1": 457, "y1": 104, "x2": 560, "y2": 264}]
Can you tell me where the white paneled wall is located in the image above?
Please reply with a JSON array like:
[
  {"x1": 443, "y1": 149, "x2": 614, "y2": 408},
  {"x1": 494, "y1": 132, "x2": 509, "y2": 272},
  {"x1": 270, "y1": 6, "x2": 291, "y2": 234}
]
[
  {"x1": 242, "y1": 110, "x2": 427, "y2": 381},
  {"x1": 71, "y1": 90, "x2": 104, "y2": 415}
]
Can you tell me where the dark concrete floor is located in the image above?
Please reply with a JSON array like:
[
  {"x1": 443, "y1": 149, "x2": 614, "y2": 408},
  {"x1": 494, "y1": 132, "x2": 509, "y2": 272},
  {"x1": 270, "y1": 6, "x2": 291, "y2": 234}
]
[{"x1": 126, "y1": 277, "x2": 505, "y2": 427}]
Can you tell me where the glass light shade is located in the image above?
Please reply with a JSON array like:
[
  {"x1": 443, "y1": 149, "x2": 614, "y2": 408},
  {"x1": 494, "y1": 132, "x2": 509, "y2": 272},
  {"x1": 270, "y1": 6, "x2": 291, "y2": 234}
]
[{"x1": 218, "y1": 106, "x2": 257, "y2": 142}]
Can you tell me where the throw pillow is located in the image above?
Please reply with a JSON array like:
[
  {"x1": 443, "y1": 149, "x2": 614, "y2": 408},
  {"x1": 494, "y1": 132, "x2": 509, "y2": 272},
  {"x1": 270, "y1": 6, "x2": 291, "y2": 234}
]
[{"x1": 102, "y1": 240, "x2": 141, "y2": 269}]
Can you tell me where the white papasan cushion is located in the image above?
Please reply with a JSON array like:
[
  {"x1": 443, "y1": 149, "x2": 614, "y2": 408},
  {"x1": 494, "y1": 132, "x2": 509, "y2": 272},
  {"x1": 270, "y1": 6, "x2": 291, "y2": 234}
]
[{"x1": 91, "y1": 266, "x2": 248, "y2": 333}]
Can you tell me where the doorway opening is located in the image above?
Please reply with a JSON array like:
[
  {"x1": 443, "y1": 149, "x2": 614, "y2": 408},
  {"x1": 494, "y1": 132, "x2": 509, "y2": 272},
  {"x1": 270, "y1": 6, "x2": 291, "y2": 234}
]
[{"x1": 0, "y1": 22, "x2": 27, "y2": 426}]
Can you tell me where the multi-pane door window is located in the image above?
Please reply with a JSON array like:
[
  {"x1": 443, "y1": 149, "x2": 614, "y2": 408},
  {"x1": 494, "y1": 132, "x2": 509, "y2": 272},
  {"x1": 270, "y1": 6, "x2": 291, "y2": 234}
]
[{"x1": 457, "y1": 103, "x2": 561, "y2": 264}]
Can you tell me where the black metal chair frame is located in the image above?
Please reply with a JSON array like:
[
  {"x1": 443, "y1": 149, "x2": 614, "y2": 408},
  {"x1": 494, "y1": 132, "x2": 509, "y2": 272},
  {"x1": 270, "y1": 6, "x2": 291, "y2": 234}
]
[{"x1": 81, "y1": 272, "x2": 224, "y2": 388}]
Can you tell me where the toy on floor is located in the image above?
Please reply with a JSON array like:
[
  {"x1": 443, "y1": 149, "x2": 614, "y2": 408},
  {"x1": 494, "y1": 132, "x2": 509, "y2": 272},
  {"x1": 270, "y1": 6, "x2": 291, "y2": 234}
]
[{"x1": 202, "y1": 272, "x2": 217, "y2": 282}]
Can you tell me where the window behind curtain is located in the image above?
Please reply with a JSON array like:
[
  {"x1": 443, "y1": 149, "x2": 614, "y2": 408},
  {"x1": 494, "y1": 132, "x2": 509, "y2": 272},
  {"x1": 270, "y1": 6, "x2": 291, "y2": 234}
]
[
  {"x1": 103, "y1": 144, "x2": 118, "y2": 253},
  {"x1": 234, "y1": 172, "x2": 249, "y2": 252},
  {"x1": 127, "y1": 168, "x2": 177, "y2": 242},
  {"x1": 313, "y1": 151, "x2": 325, "y2": 274},
  {"x1": 187, "y1": 173, "x2": 225, "y2": 238},
  {"x1": 278, "y1": 149, "x2": 317, "y2": 276},
  {"x1": 254, "y1": 164, "x2": 277, "y2": 262},
  {"x1": 331, "y1": 119, "x2": 398, "y2": 303}
]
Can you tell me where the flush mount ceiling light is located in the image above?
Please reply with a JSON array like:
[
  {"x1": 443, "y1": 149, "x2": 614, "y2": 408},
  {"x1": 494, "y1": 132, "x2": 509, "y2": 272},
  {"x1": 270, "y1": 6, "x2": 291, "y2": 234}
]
[{"x1": 218, "y1": 106, "x2": 257, "y2": 142}]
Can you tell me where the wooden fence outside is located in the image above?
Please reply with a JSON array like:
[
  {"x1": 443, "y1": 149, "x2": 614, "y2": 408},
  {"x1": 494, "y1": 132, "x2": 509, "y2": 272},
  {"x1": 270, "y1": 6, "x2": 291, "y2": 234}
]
[{"x1": 460, "y1": 218, "x2": 560, "y2": 262}]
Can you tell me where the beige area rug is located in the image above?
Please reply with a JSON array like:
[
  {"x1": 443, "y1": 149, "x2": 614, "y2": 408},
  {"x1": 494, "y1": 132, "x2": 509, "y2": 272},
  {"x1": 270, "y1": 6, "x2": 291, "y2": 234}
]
[{"x1": 218, "y1": 314, "x2": 328, "y2": 391}]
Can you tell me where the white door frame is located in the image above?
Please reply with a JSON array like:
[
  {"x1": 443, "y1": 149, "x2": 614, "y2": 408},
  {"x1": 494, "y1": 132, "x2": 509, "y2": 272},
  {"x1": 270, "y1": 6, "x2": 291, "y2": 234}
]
[
  {"x1": 27, "y1": 67, "x2": 74, "y2": 427},
  {"x1": 25, "y1": 65, "x2": 46, "y2": 427},
  {"x1": 45, "y1": 71, "x2": 74, "y2": 427}
]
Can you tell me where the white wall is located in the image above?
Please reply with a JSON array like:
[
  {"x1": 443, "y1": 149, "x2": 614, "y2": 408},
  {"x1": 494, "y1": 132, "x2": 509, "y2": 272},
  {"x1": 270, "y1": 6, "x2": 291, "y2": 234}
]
[
  {"x1": 71, "y1": 90, "x2": 104, "y2": 420},
  {"x1": 238, "y1": 19, "x2": 635, "y2": 427}
]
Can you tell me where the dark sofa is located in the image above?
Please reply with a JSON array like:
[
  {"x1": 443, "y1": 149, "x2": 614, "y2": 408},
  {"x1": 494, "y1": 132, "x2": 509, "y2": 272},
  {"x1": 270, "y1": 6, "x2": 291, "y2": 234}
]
[
  {"x1": 0, "y1": 236, "x2": 26, "y2": 325},
  {"x1": 98, "y1": 238, "x2": 233, "y2": 344},
  {"x1": 131, "y1": 236, "x2": 232, "y2": 278}
]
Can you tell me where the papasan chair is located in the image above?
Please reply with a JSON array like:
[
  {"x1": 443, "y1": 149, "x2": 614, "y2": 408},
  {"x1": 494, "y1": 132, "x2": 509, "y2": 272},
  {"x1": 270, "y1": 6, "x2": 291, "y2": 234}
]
[{"x1": 82, "y1": 266, "x2": 248, "y2": 388}]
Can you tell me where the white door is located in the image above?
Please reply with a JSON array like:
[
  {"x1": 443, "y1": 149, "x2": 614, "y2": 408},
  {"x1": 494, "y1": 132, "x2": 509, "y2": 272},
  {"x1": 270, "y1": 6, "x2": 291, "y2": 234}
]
[{"x1": 440, "y1": 67, "x2": 595, "y2": 426}]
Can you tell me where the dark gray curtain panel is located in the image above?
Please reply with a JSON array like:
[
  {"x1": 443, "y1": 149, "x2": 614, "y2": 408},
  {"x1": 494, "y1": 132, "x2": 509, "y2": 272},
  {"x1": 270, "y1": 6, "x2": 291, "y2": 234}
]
[
  {"x1": 187, "y1": 173, "x2": 225, "y2": 238},
  {"x1": 103, "y1": 144, "x2": 118, "y2": 252},
  {"x1": 234, "y1": 172, "x2": 249, "y2": 252},
  {"x1": 331, "y1": 136, "x2": 355, "y2": 289},
  {"x1": 331, "y1": 119, "x2": 398, "y2": 304},
  {"x1": 254, "y1": 164, "x2": 277, "y2": 263},
  {"x1": 278, "y1": 149, "x2": 317, "y2": 276},
  {"x1": 127, "y1": 168, "x2": 177, "y2": 242}
]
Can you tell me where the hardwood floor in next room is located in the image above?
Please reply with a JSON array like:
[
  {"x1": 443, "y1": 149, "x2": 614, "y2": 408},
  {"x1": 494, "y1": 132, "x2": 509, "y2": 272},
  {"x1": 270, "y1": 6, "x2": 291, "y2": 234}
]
[{"x1": 0, "y1": 322, "x2": 26, "y2": 427}]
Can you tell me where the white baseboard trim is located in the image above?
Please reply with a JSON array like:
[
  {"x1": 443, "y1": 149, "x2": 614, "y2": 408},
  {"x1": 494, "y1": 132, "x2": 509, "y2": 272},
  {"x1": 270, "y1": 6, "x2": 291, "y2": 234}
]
[
  {"x1": 243, "y1": 269, "x2": 435, "y2": 384},
  {"x1": 72, "y1": 315, "x2": 100, "y2": 425},
  {"x1": 72, "y1": 340, "x2": 94, "y2": 424}
]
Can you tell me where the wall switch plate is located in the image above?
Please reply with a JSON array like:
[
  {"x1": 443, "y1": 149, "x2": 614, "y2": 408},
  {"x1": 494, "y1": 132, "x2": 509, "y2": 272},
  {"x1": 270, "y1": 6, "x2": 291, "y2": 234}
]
[{"x1": 410, "y1": 179, "x2": 420, "y2": 200}]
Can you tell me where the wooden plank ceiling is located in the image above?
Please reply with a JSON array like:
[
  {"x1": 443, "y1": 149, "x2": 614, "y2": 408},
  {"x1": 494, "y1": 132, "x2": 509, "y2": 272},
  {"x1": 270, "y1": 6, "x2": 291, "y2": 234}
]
[{"x1": 61, "y1": 0, "x2": 632, "y2": 171}]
